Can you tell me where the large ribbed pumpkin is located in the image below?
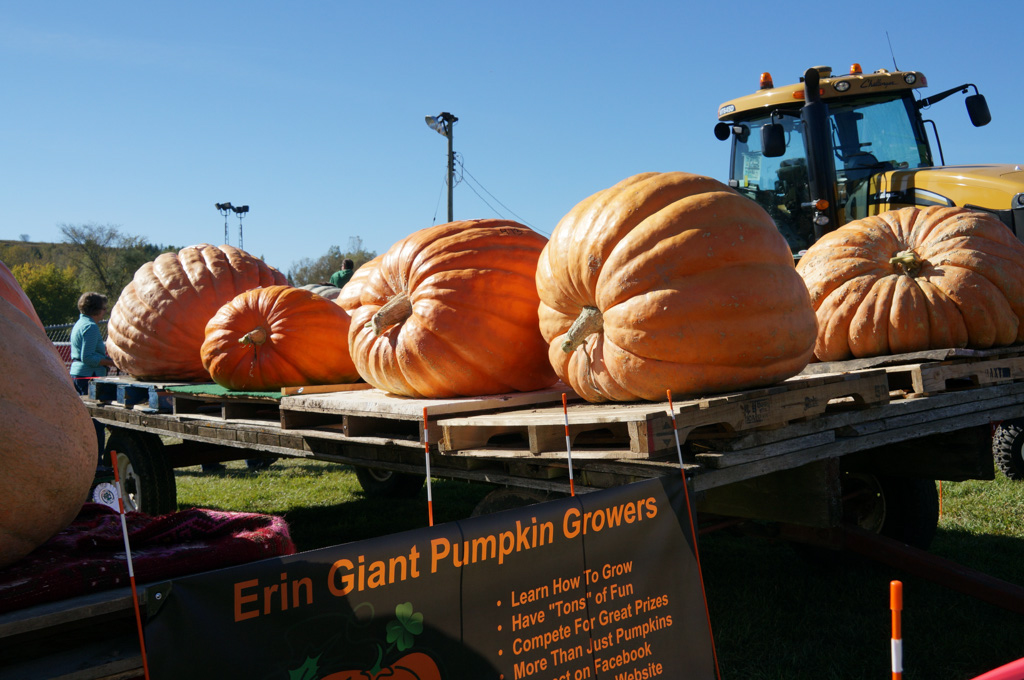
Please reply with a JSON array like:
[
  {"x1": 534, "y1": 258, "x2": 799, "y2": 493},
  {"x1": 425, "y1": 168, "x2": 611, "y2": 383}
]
[
  {"x1": 347, "y1": 220, "x2": 557, "y2": 398},
  {"x1": 201, "y1": 285, "x2": 360, "y2": 390},
  {"x1": 1, "y1": 295, "x2": 96, "y2": 567},
  {"x1": 796, "y1": 206, "x2": 1024, "y2": 361},
  {"x1": 0, "y1": 260, "x2": 44, "y2": 329},
  {"x1": 536, "y1": 171, "x2": 817, "y2": 403},
  {"x1": 107, "y1": 244, "x2": 287, "y2": 380}
]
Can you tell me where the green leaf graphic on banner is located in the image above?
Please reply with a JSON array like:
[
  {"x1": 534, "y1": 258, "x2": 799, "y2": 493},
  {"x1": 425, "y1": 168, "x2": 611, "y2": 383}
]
[
  {"x1": 387, "y1": 602, "x2": 424, "y2": 651},
  {"x1": 288, "y1": 654, "x2": 320, "y2": 680}
]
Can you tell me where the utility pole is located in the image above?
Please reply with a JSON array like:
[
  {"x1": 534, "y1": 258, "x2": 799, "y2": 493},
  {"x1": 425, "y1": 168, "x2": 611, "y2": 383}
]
[{"x1": 425, "y1": 112, "x2": 458, "y2": 222}]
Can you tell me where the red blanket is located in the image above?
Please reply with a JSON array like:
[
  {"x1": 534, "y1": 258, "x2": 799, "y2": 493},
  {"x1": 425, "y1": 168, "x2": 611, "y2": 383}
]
[{"x1": 0, "y1": 503, "x2": 295, "y2": 615}]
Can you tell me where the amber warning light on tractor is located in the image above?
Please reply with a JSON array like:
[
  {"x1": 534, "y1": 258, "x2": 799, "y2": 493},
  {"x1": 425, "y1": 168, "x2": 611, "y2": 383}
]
[
  {"x1": 759, "y1": 72, "x2": 774, "y2": 89},
  {"x1": 850, "y1": 63, "x2": 863, "y2": 75}
]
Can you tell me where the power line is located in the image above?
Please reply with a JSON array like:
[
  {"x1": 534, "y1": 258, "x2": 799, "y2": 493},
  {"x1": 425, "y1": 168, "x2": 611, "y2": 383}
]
[{"x1": 456, "y1": 156, "x2": 542, "y2": 233}]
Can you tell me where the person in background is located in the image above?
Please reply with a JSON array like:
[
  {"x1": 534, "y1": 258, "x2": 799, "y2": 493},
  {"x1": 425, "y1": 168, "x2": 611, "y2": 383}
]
[
  {"x1": 329, "y1": 258, "x2": 355, "y2": 288},
  {"x1": 70, "y1": 292, "x2": 115, "y2": 396},
  {"x1": 70, "y1": 291, "x2": 115, "y2": 473}
]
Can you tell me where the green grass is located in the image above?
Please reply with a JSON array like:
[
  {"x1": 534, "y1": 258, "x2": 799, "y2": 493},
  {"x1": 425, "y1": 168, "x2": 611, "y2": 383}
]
[
  {"x1": 174, "y1": 459, "x2": 494, "y2": 549},
  {"x1": 175, "y1": 463, "x2": 1024, "y2": 680}
]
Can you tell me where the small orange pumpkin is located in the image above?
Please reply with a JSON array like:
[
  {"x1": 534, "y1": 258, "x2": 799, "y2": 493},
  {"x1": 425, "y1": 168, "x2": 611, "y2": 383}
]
[
  {"x1": 1, "y1": 294, "x2": 96, "y2": 567},
  {"x1": 347, "y1": 220, "x2": 557, "y2": 398},
  {"x1": 321, "y1": 652, "x2": 441, "y2": 680},
  {"x1": 536, "y1": 171, "x2": 817, "y2": 402},
  {"x1": 201, "y1": 285, "x2": 360, "y2": 390},
  {"x1": 107, "y1": 244, "x2": 287, "y2": 380},
  {"x1": 796, "y1": 206, "x2": 1024, "y2": 361}
]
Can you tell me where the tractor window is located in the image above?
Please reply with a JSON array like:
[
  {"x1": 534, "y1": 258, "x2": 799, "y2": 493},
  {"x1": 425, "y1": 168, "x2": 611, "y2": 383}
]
[
  {"x1": 726, "y1": 94, "x2": 932, "y2": 252},
  {"x1": 830, "y1": 95, "x2": 932, "y2": 220},
  {"x1": 831, "y1": 95, "x2": 932, "y2": 173},
  {"x1": 728, "y1": 115, "x2": 815, "y2": 253}
]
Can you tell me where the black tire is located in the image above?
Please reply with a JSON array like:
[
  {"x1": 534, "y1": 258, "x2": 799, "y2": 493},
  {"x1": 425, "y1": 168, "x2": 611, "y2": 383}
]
[
  {"x1": 102, "y1": 429, "x2": 178, "y2": 515},
  {"x1": 354, "y1": 467, "x2": 425, "y2": 499},
  {"x1": 992, "y1": 420, "x2": 1024, "y2": 480},
  {"x1": 794, "y1": 473, "x2": 939, "y2": 565},
  {"x1": 471, "y1": 488, "x2": 561, "y2": 517},
  {"x1": 841, "y1": 472, "x2": 939, "y2": 549}
]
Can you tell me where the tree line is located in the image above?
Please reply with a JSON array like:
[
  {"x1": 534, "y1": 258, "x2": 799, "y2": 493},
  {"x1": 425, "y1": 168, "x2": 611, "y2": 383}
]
[{"x1": 3, "y1": 227, "x2": 376, "y2": 326}]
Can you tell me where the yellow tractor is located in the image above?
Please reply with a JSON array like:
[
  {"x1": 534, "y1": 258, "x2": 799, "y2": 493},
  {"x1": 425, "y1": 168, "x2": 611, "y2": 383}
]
[{"x1": 714, "y1": 63, "x2": 1024, "y2": 254}]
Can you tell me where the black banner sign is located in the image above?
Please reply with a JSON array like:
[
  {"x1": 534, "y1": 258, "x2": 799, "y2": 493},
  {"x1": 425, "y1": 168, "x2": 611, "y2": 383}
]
[{"x1": 143, "y1": 475, "x2": 716, "y2": 679}]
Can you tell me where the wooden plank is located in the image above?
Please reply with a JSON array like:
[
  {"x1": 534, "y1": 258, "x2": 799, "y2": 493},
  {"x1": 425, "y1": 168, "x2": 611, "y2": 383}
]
[
  {"x1": 0, "y1": 588, "x2": 133, "y2": 638},
  {"x1": 280, "y1": 382, "x2": 373, "y2": 396},
  {"x1": 280, "y1": 383, "x2": 577, "y2": 419},
  {"x1": 798, "y1": 345, "x2": 1024, "y2": 375}
]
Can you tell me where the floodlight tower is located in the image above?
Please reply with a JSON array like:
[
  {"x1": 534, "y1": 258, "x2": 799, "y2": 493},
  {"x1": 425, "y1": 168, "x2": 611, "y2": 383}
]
[
  {"x1": 232, "y1": 205, "x2": 249, "y2": 251},
  {"x1": 215, "y1": 202, "x2": 234, "y2": 245},
  {"x1": 424, "y1": 112, "x2": 458, "y2": 222}
]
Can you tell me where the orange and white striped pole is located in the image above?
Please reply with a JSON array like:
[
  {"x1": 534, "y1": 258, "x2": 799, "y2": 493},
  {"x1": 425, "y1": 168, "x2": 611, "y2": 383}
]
[
  {"x1": 110, "y1": 451, "x2": 152, "y2": 680},
  {"x1": 891, "y1": 580, "x2": 903, "y2": 680},
  {"x1": 667, "y1": 390, "x2": 722, "y2": 680},
  {"x1": 562, "y1": 393, "x2": 575, "y2": 496},
  {"x1": 422, "y1": 408, "x2": 434, "y2": 527}
]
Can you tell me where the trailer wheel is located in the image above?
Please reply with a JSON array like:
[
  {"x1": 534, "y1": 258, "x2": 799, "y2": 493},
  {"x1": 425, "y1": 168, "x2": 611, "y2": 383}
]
[
  {"x1": 992, "y1": 420, "x2": 1024, "y2": 480},
  {"x1": 842, "y1": 473, "x2": 938, "y2": 550},
  {"x1": 354, "y1": 467, "x2": 425, "y2": 499},
  {"x1": 102, "y1": 429, "x2": 178, "y2": 515}
]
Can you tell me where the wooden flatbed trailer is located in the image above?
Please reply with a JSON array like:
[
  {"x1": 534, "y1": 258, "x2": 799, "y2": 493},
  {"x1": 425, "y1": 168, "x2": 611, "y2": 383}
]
[
  {"x1": 80, "y1": 346, "x2": 1024, "y2": 546},
  {"x1": 6, "y1": 346, "x2": 1024, "y2": 680}
]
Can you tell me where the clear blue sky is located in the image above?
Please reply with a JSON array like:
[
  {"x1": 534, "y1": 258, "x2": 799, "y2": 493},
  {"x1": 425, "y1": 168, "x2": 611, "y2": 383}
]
[{"x1": 2, "y1": 1, "x2": 1021, "y2": 277}]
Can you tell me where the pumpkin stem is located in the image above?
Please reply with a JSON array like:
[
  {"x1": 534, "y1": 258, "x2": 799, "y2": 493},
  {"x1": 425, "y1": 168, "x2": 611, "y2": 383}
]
[
  {"x1": 239, "y1": 327, "x2": 268, "y2": 346},
  {"x1": 889, "y1": 250, "x2": 923, "y2": 276},
  {"x1": 368, "y1": 644, "x2": 384, "y2": 675},
  {"x1": 367, "y1": 292, "x2": 413, "y2": 336},
  {"x1": 561, "y1": 306, "x2": 604, "y2": 353}
]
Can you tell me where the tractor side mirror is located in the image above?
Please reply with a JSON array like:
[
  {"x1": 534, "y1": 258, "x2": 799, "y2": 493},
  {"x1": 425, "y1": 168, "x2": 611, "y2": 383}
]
[
  {"x1": 762, "y1": 123, "x2": 786, "y2": 157},
  {"x1": 966, "y1": 93, "x2": 991, "y2": 127},
  {"x1": 714, "y1": 122, "x2": 731, "y2": 141}
]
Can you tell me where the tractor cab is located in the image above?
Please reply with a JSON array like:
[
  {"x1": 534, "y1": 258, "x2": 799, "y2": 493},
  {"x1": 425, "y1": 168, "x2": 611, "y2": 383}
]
[{"x1": 714, "y1": 64, "x2": 1022, "y2": 254}]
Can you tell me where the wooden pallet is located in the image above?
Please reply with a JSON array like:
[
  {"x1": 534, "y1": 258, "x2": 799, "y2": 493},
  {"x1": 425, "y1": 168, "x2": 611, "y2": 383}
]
[
  {"x1": 167, "y1": 389, "x2": 283, "y2": 421},
  {"x1": 433, "y1": 369, "x2": 890, "y2": 460},
  {"x1": 88, "y1": 378, "x2": 185, "y2": 411},
  {"x1": 437, "y1": 402, "x2": 674, "y2": 459},
  {"x1": 278, "y1": 383, "x2": 578, "y2": 434},
  {"x1": 884, "y1": 354, "x2": 1024, "y2": 395}
]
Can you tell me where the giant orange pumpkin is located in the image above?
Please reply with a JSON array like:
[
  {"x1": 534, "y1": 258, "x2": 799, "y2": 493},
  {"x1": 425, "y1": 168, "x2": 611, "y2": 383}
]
[
  {"x1": 0, "y1": 295, "x2": 96, "y2": 567},
  {"x1": 0, "y1": 260, "x2": 44, "y2": 329},
  {"x1": 536, "y1": 171, "x2": 817, "y2": 403},
  {"x1": 107, "y1": 244, "x2": 287, "y2": 380},
  {"x1": 201, "y1": 285, "x2": 360, "y2": 390},
  {"x1": 796, "y1": 206, "x2": 1024, "y2": 361},
  {"x1": 347, "y1": 220, "x2": 557, "y2": 398}
]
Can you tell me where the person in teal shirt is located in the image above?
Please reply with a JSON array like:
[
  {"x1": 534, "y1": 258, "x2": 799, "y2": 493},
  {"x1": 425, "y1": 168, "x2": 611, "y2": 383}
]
[
  {"x1": 70, "y1": 292, "x2": 115, "y2": 396},
  {"x1": 329, "y1": 258, "x2": 354, "y2": 288}
]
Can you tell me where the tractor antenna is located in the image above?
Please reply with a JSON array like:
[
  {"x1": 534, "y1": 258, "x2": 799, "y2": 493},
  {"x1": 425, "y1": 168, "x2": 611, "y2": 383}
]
[{"x1": 886, "y1": 31, "x2": 899, "y2": 71}]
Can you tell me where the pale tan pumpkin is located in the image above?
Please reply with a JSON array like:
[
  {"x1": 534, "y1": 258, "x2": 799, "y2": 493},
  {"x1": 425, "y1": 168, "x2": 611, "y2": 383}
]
[{"x1": 0, "y1": 296, "x2": 96, "y2": 567}]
